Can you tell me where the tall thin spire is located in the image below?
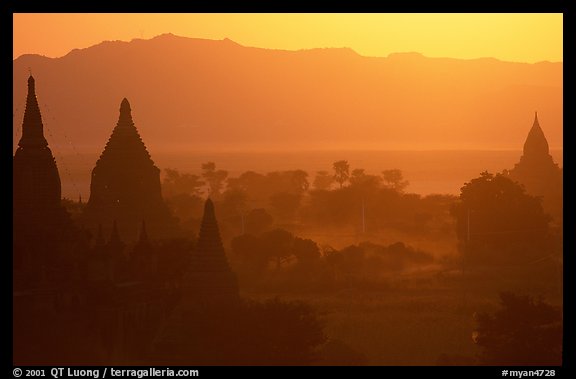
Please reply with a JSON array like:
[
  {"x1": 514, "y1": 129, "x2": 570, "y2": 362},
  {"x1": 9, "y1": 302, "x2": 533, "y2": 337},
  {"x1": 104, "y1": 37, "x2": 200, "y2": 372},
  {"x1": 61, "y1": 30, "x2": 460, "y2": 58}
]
[
  {"x1": 13, "y1": 75, "x2": 62, "y2": 211},
  {"x1": 18, "y1": 76, "x2": 48, "y2": 148},
  {"x1": 13, "y1": 75, "x2": 70, "y2": 280}
]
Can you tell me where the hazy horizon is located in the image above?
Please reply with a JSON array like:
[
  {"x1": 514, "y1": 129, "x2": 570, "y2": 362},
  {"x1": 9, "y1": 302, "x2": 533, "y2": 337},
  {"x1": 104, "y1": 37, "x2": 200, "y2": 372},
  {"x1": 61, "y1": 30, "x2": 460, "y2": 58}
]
[{"x1": 52, "y1": 149, "x2": 563, "y2": 200}]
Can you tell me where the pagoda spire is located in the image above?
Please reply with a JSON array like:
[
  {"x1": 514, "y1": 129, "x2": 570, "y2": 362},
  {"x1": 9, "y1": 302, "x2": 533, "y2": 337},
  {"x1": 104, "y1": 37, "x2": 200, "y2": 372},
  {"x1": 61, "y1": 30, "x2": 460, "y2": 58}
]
[
  {"x1": 13, "y1": 75, "x2": 71, "y2": 275},
  {"x1": 13, "y1": 74, "x2": 62, "y2": 210},
  {"x1": 183, "y1": 198, "x2": 238, "y2": 301},
  {"x1": 194, "y1": 198, "x2": 231, "y2": 271},
  {"x1": 153, "y1": 198, "x2": 238, "y2": 354},
  {"x1": 506, "y1": 112, "x2": 562, "y2": 223},
  {"x1": 18, "y1": 76, "x2": 48, "y2": 148},
  {"x1": 83, "y1": 98, "x2": 174, "y2": 242},
  {"x1": 523, "y1": 111, "x2": 550, "y2": 157},
  {"x1": 118, "y1": 98, "x2": 134, "y2": 129},
  {"x1": 96, "y1": 97, "x2": 153, "y2": 164}
]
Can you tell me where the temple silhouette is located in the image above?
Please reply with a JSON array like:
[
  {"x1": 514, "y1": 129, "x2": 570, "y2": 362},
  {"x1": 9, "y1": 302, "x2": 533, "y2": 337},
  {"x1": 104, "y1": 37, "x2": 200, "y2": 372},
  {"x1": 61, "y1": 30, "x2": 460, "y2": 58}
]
[
  {"x1": 13, "y1": 76, "x2": 75, "y2": 286},
  {"x1": 153, "y1": 199, "x2": 239, "y2": 363},
  {"x1": 13, "y1": 75, "x2": 564, "y2": 365},
  {"x1": 81, "y1": 98, "x2": 176, "y2": 242},
  {"x1": 506, "y1": 112, "x2": 563, "y2": 224},
  {"x1": 184, "y1": 198, "x2": 239, "y2": 302},
  {"x1": 13, "y1": 76, "x2": 239, "y2": 365}
]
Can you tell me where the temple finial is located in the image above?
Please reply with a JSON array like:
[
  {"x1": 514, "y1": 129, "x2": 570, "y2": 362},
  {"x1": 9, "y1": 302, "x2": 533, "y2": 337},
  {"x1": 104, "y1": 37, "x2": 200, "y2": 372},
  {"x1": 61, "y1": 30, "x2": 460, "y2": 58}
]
[
  {"x1": 120, "y1": 98, "x2": 131, "y2": 114},
  {"x1": 19, "y1": 75, "x2": 48, "y2": 148}
]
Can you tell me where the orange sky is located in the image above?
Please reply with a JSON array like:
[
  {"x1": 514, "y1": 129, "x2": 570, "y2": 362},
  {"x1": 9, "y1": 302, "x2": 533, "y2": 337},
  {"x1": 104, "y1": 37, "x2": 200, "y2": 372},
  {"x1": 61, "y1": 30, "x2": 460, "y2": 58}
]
[{"x1": 13, "y1": 13, "x2": 562, "y2": 63}]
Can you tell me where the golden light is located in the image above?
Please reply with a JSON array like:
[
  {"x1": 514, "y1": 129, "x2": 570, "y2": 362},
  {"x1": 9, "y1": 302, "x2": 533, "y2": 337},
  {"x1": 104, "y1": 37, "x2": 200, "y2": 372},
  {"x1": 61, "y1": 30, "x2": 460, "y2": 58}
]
[{"x1": 14, "y1": 13, "x2": 562, "y2": 63}]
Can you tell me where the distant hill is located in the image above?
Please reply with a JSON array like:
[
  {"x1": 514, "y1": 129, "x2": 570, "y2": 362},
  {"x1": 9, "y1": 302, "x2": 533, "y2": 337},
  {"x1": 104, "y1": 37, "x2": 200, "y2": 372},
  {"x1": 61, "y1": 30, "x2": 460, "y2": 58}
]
[{"x1": 13, "y1": 33, "x2": 563, "y2": 154}]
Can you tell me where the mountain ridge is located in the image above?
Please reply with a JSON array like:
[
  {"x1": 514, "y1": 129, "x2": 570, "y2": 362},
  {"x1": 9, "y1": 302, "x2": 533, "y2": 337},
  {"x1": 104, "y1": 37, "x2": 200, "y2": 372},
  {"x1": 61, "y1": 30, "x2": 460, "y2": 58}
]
[
  {"x1": 13, "y1": 33, "x2": 563, "y2": 153},
  {"x1": 15, "y1": 34, "x2": 562, "y2": 65}
]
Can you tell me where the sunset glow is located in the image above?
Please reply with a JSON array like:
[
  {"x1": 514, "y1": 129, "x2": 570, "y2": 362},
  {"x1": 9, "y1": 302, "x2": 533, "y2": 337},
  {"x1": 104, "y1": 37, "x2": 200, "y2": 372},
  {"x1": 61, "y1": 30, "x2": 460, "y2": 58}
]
[
  {"x1": 13, "y1": 13, "x2": 562, "y2": 63},
  {"x1": 13, "y1": 12, "x2": 564, "y2": 367}
]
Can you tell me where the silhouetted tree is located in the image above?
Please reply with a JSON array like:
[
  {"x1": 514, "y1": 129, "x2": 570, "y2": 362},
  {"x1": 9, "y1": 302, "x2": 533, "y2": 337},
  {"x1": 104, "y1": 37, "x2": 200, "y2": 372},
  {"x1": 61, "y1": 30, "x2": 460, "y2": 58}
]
[
  {"x1": 266, "y1": 170, "x2": 309, "y2": 194},
  {"x1": 220, "y1": 188, "x2": 248, "y2": 215},
  {"x1": 349, "y1": 169, "x2": 382, "y2": 196},
  {"x1": 323, "y1": 241, "x2": 434, "y2": 283},
  {"x1": 333, "y1": 160, "x2": 350, "y2": 188},
  {"x1": 303, "y1": 178, "x2": 455, "y2": 234},
  {"x1": 313, "y1": 170, "x2": 334, "y2": 190},
  {"x1": 269, "y1": 192, "x2": 302, "y2": 221},
  {"x1": 451, "y1": 172, "x2": 550, "y2": 266},
  {"x1": 227, "y1": 170, "x2": 309, "y2": 206},
  {"x1": 261, "y1": 229, "x2": 295, "y2": 270},
  {"x1": 227, "y1": 171, "x2": 265, "y2": 195},
  {"x1": 164, "y1": 193, "x2": 204, "y2": 227},
  {"x1": 328, "y1": 245, "x2": 365, "y2": 279},
  {"x1": 232, "y1": 229, "x2": 322, "y2": 276},
  {"x1": 474, "y1": 292, "x2": 562, "y2": 365},
  {"x1": 382, "y1": 169, "x2": 409, "y2": 192},
  {"x1": 162, "y1": 168, "x2": 205, "y2": 197},
  {"x1": 201, "y1": 162, "x2": 228, "y2": 198},
  {"x1": 292, "y1": 237, "x2": 321, "y2": 268},
  {"x1": 231, "y1": 233, "x2": 269, "y2": 274},
  {"x1": 245, "y1": 208, "x2": 274, "y2": 235},
  {"x1": 303, "y1": 187, "x2": 360, "y2": 227},
  {"x1": 289, "y1": 169, "x2": 310, "y2": 192},
  {"x1": 350, "y1": 168, "x2": 366, "y2": 185}
]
